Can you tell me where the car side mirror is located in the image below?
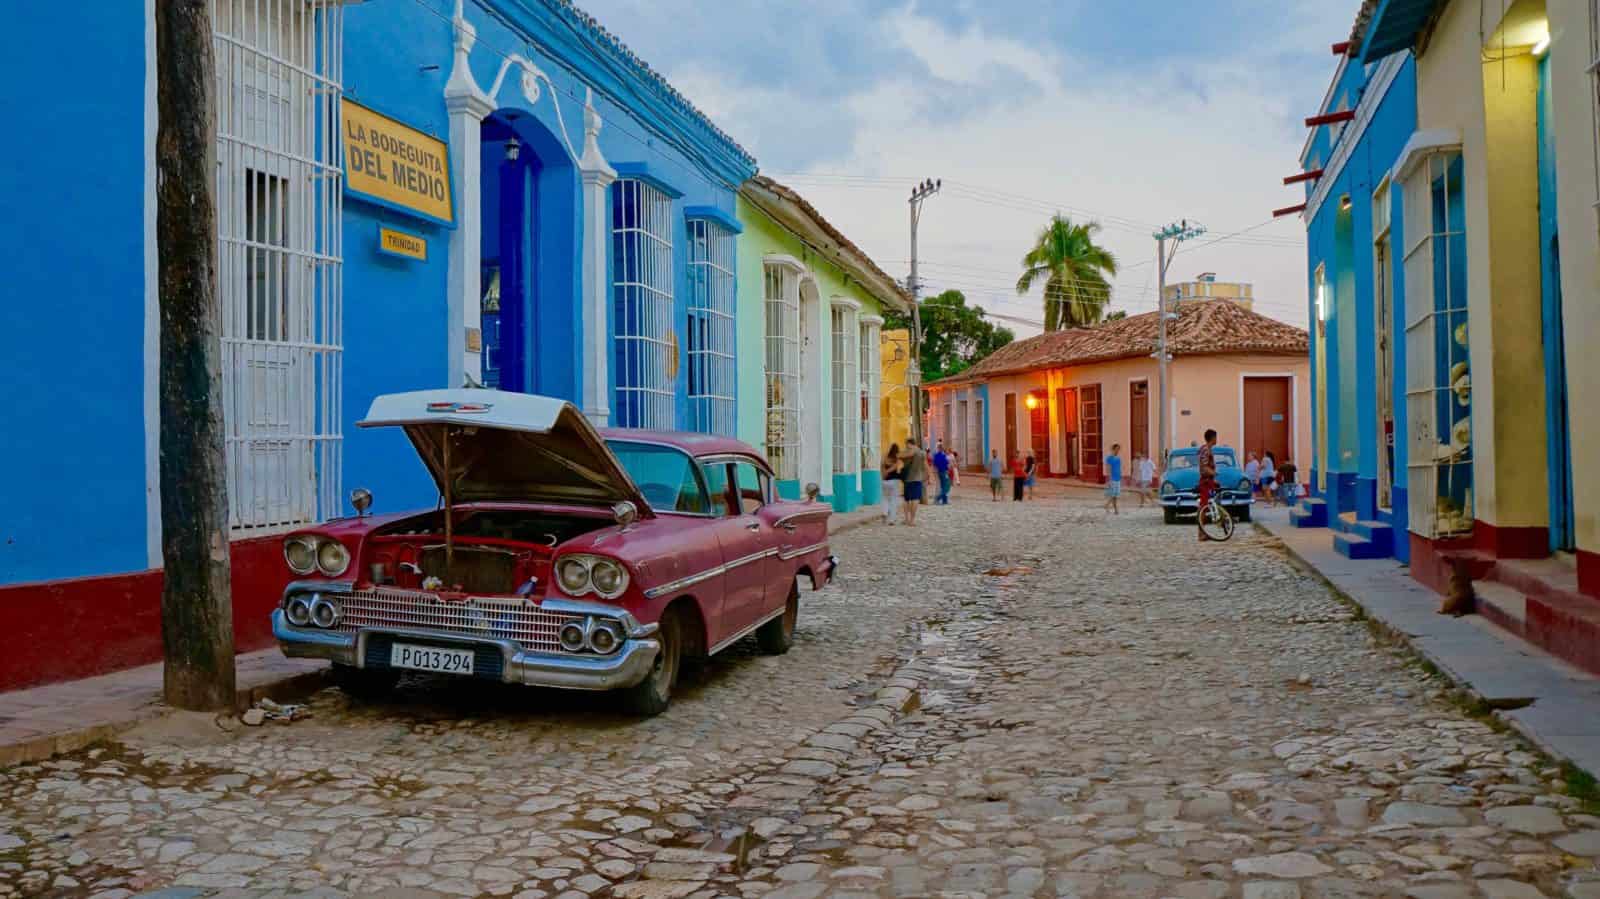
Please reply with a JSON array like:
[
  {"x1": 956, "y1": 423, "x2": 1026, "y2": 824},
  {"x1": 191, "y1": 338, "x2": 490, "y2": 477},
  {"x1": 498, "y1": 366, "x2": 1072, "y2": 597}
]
[
  {"x1": 612, "y1": 501, "x2": 639, "y2": 530},
  {"x1": 803, "y1": 483, "x2": 822, "y2": 502}
]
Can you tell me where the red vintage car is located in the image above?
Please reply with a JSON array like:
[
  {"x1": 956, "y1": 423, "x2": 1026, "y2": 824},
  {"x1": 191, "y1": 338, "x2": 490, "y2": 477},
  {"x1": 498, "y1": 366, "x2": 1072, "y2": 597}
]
[{"x1": 273, "y1": 389, "x2": 836, "y2": 715}]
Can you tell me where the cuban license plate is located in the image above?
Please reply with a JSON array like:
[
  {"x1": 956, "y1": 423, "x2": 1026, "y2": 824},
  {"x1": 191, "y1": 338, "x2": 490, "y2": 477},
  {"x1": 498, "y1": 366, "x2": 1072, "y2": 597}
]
[{"x1": 389, "y1": 643, "x2": 475, "y2": 675}]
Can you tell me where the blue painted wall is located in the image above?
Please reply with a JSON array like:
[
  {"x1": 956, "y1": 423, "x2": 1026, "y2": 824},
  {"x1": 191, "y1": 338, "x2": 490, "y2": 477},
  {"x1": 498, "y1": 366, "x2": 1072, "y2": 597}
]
[
  {"x1": 0, "y1": 4, "x2": 150, "y2": 583},
  {"x1": 0, "y1": 0, "x2": 753, "y2": 588},
  {"x1": 1302, "y1": 55, "x2": 1417, "y2": 557}
]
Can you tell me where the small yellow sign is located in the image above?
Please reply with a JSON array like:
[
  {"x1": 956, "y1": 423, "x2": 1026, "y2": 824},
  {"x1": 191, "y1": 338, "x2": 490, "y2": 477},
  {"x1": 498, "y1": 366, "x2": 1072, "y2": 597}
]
[
  {"x1": 343, "y1": 99, "x2": 453, "y2": 224},
  {"x1": 378, "y1": 227, "x2": 427, "y2": 261}
]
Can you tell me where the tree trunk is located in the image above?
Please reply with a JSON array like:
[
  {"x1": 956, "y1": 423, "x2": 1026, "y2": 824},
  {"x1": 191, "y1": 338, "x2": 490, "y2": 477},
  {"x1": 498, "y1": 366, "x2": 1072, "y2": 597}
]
[{"x1": 156, "y1": 0, "x2": 236, "y2": 711}]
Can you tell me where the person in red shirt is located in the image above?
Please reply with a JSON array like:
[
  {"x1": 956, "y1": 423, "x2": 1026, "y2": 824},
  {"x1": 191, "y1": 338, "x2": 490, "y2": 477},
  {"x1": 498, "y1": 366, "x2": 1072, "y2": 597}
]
[
  {"x1": 1010, "y1": 452, "x2": 1027, "y2": 502},
  {"x1": 1197, "y1": 428, "x2": 1219, "y2": 541}
]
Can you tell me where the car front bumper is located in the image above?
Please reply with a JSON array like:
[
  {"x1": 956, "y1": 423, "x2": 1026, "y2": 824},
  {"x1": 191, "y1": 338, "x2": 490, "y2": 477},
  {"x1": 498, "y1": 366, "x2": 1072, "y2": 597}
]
[
  {"x1": 273, "y1": 609, "x2": 661, "y2": 691},
  {"x1": 1159, "y1": 493, "x2": 1254, "y2": 511}
]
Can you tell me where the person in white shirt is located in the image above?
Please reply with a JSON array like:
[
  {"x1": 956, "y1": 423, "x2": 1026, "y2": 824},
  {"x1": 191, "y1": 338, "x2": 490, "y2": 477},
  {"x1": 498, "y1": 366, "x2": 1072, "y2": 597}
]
[{"x1": 1137, "y1": 453, "x2": 1157, "y2": 507}]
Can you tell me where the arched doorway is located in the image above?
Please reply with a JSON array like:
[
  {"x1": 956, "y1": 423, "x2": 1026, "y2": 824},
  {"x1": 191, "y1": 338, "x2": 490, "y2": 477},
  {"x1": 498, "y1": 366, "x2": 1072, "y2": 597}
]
[{"x1": 478, "y1": 109, "x2": 579, "y2": 398}]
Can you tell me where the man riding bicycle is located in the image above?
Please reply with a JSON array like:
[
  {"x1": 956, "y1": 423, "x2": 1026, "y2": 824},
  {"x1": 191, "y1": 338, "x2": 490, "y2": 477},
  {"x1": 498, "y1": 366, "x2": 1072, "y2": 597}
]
[{"x1": 1197, "y1": 428, "x2": 1219, "y2": 542}]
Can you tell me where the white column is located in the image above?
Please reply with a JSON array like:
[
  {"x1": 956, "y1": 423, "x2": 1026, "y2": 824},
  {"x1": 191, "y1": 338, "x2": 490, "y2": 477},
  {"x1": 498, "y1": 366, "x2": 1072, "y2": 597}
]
[
  {"x1": 578, "y1": 90, "x2": 616, "y2": 425},
  {"x1": 444, "y1": 6, "x2": 493, "y2": 387}
]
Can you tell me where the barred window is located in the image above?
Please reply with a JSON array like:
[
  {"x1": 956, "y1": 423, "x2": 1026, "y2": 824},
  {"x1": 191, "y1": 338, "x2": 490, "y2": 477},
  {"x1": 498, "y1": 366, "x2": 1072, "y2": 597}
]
[
  {"x1": 686, "y1": 219, "x2": 736, "y2": 435},
  {"x1": 214, "y1": 0, "x2": 344, "y2": 531},
  {"x1": 859, "y1": 316, "x2": 882, "y2": 467},
  {"x1": 831, "y1": 302, "x2": 860, "y2": 474},
  {"x1": 612, "y1": 179, "x2": 675, "y2": 429},
  {"x1": 1401, "y1": 148, "x2": 1472, "y2": 538},
  {"x1": 764, "y1": 265, "x2": 801, "y2": 480}
]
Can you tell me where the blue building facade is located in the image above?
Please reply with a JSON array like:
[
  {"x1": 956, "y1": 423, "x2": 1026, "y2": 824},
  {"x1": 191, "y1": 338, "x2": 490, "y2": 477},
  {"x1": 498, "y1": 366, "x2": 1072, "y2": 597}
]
[
  {"x1": 1291, "y1": 33, "x2": 1419, "y2": 562},
  {"x1": 0, "y1": 2, "x2": 752, "y2": 618}
]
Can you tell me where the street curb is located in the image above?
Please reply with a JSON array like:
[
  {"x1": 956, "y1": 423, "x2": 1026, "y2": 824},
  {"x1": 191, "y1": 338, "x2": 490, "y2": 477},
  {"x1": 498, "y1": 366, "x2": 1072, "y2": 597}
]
[
  {"x1": 0, "y1": 663, "x2": 331, "y2": 770},
  {"x1": 1253, "y1": 521, "x2": 1595, "y2": 779}
]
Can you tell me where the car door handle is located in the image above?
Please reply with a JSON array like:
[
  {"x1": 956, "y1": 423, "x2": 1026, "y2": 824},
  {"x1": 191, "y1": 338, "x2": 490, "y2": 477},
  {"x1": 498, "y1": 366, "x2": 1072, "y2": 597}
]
[{"x1": 745, "y1": 521, "x2": 761, "y2": 532}]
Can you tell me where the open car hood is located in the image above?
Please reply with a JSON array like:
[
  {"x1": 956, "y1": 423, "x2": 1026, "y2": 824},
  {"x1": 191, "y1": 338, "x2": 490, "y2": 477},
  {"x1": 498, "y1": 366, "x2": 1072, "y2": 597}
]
[{"x1": 359, "y1": 389, "x2": 653, "y2": 516}]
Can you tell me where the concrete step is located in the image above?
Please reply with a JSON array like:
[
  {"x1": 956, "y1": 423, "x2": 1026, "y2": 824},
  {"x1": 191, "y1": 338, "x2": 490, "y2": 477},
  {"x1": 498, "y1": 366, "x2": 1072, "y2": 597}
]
[
  {"x1": 1333, "y1": 532, "x2": 1387, "y2": 560},
  {"x1": 1472, "y1": 581, "x2": 1529, "y2": 640},
  {"x1": 1494, "y1": 557, "x2": 1583, "y2": 601},
  {"x1": 1472, "y1": 575, "x2": 1600, "y2": 677},
  {"x1": 1290, "y1": 497, "x2": 1327, "y2": 528}
]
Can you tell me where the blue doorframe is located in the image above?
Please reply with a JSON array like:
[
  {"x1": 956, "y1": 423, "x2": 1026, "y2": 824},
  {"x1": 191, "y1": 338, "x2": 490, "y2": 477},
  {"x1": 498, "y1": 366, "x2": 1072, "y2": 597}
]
[{"x1": 1537, "y1": 55, "x2": 1574, "y2": 551}]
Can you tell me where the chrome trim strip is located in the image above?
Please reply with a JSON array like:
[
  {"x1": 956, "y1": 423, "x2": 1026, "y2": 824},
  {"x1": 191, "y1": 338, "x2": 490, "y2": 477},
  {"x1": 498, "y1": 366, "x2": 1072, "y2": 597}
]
[
  {"x1": 778, "y1": 541, "x2": 828, "y2": 561},
  {"x1": 708, "y1": 606, "x2": 787, "y2": 656},
  {"x1": 643, "y1": 565, "x2": 725, "y2": 599},
  {"x1": 725, "y1": 547, "x2": 778, "y2": 569},
  {"x1": 774, "y1": 511, "x2": 829, "y2": 528}
]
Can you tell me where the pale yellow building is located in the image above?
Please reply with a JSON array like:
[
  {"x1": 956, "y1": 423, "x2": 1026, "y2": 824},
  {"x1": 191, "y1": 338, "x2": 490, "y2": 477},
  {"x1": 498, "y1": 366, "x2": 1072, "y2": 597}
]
[
  {"x1": 1161, "y1": 273, "x2": 1255, "y2": 311},
  {"x1": 879, "y1": 328, "x2": 916, "y2": 458}
]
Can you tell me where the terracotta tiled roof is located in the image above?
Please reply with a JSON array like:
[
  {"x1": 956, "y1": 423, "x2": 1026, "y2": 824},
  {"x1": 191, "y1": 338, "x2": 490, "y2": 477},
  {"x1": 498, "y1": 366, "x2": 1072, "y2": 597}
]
[
  {"x1": 929, "y1": 300, "x2": 1308, "y2": 386},
  {"x1": 746, "y1": 175, "x2": 913, "y2": 309}
]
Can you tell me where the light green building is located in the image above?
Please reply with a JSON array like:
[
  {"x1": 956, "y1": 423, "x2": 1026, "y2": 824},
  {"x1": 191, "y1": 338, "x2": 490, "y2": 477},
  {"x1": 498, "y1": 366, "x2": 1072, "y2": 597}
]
[{"x1": 736, "y1": 176, "x2": 910, "y2": 511}]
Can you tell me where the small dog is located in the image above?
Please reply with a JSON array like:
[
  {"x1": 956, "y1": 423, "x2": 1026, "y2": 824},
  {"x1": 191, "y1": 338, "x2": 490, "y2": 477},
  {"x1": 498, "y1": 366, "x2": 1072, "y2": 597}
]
[{"x1": 1438, "y1": 558, "x2": 1475, "y2": 616}]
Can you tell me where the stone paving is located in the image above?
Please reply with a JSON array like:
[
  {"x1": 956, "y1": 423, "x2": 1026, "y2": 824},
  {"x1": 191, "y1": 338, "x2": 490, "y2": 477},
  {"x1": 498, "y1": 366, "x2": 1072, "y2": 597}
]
[{"x1": 3, "y1": 489, "x2": 1599, "y2": 898}]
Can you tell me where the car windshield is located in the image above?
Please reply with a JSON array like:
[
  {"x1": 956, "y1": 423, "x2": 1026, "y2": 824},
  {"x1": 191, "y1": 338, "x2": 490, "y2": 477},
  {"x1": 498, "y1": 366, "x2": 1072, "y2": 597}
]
[
  {"x1": 1168, "y1": 455, "x2": 1195, "y2": 470},
  {"x1": 1215, "y1": 450, "x2": 1237, "y2": 468},
  {"x1": 604, "y1": 441, "x2": 709, "y2": 514}
]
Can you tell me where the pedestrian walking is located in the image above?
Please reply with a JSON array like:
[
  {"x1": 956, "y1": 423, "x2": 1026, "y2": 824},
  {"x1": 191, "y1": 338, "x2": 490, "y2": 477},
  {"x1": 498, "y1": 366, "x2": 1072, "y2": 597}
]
[
  {"x1": 1138, "y1": 452, "x2": 1157, "y2": 508},
  {"x1": 900, "y1": 437, "x2": 926, "y2": 526},
  {"x1": 1104, "y1": 443, "x2": 1123, "y2": 515},
  {"x1": 1244, "y1": 452, "x2": 1261, "y2": 499},
  {"x1": 987, "y1": 449, "x2": 1005, "y2": 501},
  {"x1": 932, "y1": 441, "x2": 952, "y2": 505},
  {"x1": 1011, "y1": 452, "x2": 1026, "y2": 502},
  {"x1": 880, "y1": 444, "x2": 903, "y2": 525},
  {"x1": 1024, "y1": 452, "x2": 1038, "y2": 499},
  {"x1": 1277, "y1": 457, "x2": 1299, "y2": 508},
  {"x1": 950, "y1": 451, "x2": 962, "y2": 489},
  {"x1": 1260, "y1": 452, "x2": 1278, "y2": 506}
]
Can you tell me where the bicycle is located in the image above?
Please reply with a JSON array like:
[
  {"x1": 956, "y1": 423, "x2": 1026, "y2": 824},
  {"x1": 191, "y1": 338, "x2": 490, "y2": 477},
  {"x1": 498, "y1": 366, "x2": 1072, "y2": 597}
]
[{"x1": 1196, "y1": 481, "x2": 1235, "y2": 542}]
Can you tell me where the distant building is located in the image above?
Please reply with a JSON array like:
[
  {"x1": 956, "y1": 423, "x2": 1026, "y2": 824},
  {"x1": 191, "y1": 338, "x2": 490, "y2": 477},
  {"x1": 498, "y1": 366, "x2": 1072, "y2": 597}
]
[{"x1": 1163, "y1": 273, "x2": 1255, "y2": 311}]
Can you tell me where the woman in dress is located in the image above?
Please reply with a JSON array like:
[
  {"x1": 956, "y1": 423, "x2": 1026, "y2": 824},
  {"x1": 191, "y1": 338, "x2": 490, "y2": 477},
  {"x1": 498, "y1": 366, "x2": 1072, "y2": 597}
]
[{"x1": 881, "y1": 444, "x2": 904, "y2": 524}]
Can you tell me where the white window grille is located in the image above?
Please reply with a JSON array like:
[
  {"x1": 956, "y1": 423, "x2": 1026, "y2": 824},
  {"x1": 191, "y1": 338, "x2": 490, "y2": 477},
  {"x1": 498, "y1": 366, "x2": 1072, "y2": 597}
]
[
  {"x1": 831, "y1": 302, "x2": 859, "y2": 474},
  {"x1": 1401, "y1": 148, "x2": 1473, "y2": 538},
  {"x1": 957, "y1": 399, "x2": 969, "y2": 464},
  {"x1": 686, "y1": 219, "x2": 736, "y2": 435},
  {"x1": 611, "y1": 178, "x2": 675, "y2": 429},
  {"x1": 859, "y1": 317, "x2": 882, "y2": 468},
  {"x1": 765, "y1": 265, "x2": 801, "y2": 480},
  {"x1": 214, "y1": 0, "x2": 343, "y2": 532},
  {"x1": 970, "y1": 398, "x2": 984, "y2": 465}
]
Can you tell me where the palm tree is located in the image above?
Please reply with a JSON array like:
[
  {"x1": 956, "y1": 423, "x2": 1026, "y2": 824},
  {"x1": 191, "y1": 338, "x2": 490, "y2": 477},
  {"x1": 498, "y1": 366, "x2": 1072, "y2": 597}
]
[{"x1": 1016, "y1": 215, "x2": 1120, "y2": 331}]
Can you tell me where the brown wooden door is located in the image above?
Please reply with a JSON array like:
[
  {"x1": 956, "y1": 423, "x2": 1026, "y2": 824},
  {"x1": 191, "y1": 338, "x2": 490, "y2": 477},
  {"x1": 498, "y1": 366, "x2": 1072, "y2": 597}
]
[
  {"x1": 1129, "y1": 380, "x2": 1150, "y2": 461},
  {"x1": 1056, "y1": 387, "x2": 1078, "y2": 477},
  {"x1": 1081, "y1": 384, "x2": 1103, "y2": 482},
  {"x1": 1028, "y1": 390, "x2": 1050, "y2": 475},
  {"x1": 1003, "y1": 393, "x2": 1018, "y2": 462},
  {"x1": 1243, "y1": 376, "x2": 1291, "y2": 464}
]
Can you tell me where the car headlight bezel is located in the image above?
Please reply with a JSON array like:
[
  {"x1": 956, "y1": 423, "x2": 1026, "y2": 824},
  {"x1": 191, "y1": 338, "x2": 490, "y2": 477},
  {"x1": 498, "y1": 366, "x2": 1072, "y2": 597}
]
[
  {"x1": 554, "y1": 554, "x2": 631, "y2": 599},
  {"x1": 316, "y1": 540, "x2": 351, "y2": 577},
  {"x1": 284, "y1": 536, "x2": 319, "y2": 575},
  {"x1": 1160, "y1": 481, "x2": 1177, "y2": 497}
]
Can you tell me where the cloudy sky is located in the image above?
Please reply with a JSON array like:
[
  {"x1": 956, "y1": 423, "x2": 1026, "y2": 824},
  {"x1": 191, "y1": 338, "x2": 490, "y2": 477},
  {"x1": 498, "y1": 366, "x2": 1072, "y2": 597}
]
[{"x1": 581, "y1": 0, "x2": 1352, "y2": 335}]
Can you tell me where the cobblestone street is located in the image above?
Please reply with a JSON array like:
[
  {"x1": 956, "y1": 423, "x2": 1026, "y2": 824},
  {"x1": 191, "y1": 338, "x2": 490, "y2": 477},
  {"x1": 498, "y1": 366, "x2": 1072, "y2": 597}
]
[{"x1": 3, "y1": 490, "x2": 1599, "y2": 899}]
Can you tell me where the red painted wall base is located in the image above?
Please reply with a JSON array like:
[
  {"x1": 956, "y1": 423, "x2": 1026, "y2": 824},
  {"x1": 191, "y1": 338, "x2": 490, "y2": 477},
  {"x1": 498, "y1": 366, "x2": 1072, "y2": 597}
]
[
  {"x1": 0, "y1": 536, "x2": 290, "y2": 694},
  {"x1": 1473, "y1": 521, "x2": 1548, "y2": 560},
  {"x1": 1580, "y1": 549, "x2": 1600, "y2": 600}
]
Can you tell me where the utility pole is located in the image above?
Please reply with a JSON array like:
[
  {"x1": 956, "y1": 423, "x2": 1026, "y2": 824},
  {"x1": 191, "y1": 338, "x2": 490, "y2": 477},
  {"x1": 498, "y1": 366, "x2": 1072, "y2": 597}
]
[
  {"x1": 157, "y1": 0, "x2": 237, "y2": 710},
  {"x1": 1151, "y1": 219, "x2": 1206, "y2": 469},
  {"x1": 907, "y1": 178, "x2": 941, "y2": 450}
]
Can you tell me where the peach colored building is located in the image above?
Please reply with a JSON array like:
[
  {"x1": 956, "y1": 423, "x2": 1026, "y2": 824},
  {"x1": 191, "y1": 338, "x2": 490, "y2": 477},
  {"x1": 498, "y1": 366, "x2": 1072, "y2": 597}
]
[{"x1": 925, "y1": 301, "x2": 1310, "y2": 483}]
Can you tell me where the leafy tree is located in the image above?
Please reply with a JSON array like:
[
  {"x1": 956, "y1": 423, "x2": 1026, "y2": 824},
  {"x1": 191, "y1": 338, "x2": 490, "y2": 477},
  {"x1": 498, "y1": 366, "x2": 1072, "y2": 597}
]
[
  {"x1": 1016, "y1": 215, "x2": 1120, "y2": 331},
  {"x1": 886, "y1": 290, "x2": 1014, "y2": 382}
]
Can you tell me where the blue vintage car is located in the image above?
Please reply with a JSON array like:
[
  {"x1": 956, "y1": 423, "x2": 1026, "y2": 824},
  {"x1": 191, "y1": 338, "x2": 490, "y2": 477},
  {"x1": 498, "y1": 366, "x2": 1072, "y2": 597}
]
[{"x1": 1159, "y1": 446, "x2": 1254, "y2": 524}]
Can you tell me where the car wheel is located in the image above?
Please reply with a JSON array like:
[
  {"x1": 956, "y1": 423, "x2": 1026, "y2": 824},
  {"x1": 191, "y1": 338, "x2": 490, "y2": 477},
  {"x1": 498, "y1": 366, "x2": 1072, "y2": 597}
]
[
  {"x1": 623, "y1": 608, "x2": 683, "y2": 717},
  {"x1": 331, "y1": 664, "x2": 399, "y2": 701},
  {"x1": 1232, "y1": 506, "x2": 1252, "y2": 523},
  {"x1": 1163, "y1": 507, "x2": 1179, "y2": 525},
  {"x1": 757, "y1": 579, "x2": 799, "y2": 655}
]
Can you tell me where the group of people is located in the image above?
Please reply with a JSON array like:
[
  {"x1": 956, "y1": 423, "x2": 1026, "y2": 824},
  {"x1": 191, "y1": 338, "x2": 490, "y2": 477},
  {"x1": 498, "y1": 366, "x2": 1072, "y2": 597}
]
[{"x1": 878, "y1": 430, "x2": 1304, "y2": 527}]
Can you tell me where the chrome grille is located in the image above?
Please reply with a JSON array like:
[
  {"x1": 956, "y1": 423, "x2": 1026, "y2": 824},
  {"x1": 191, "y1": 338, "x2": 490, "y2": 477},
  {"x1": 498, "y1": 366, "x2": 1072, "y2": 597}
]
[{"x1": 332, "y1": 587, "x2": 580, "y2": 653}]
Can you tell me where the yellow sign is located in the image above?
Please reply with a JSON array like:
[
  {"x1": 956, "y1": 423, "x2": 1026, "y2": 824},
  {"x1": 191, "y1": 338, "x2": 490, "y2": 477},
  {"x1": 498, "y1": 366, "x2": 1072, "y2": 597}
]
[
  {"x1": 343, "y1": 99, "x2": 453, "y2": 224},
  {"x1": 378, "y1": 227, "x2": 427, "y2": 261}
]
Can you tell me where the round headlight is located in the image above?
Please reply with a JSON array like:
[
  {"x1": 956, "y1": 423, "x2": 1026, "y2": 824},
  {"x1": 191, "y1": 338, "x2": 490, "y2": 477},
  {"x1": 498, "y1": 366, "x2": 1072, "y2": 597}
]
[
  {"x1": 317, "y1": 540, "x2": 350, "y2": 576},
  {"x1": 1238, "y1": 479, "x2": 1251, "y2": 492},
  {"x1": 285, "y1": 596, "x2": 313, "y2": 627},
  {"x1": 310, "y1": 596, "x2": 341, "y2": 629},
  {"x1": 559, "y1": 620, "x2": 588, "y2": 652},
  {"x1": 1160, "y1": 482, "x2": 1176, "y2": 497},
  {"x1": 590, "y1": 559, "x2": 628, "y2": 598},
  {"x1": 285, "y1": 537, "x2": 318, "y2": 575},
  {"x1": 557, "y1": 558, "x2": 591, "y2": 595},
  {"x1": 588, "y1": 622, "x2": 620, "y2": 654}
]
